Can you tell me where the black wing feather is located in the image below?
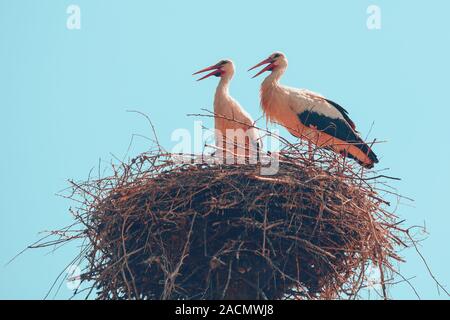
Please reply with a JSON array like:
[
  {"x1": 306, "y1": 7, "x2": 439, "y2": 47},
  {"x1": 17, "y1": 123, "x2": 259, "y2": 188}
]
[
  {"x1": 324, "y1": 99, "x2": 357, "y2": 131},
  {"x1": 298, "y1": 110, "x2": 378, "y2": 165}
]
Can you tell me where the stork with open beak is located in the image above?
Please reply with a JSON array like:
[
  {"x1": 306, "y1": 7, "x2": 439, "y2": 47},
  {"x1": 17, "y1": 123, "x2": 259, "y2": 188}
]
[
  {"x1": 193, "y1": 59, "x2": 260, "y2": 162},
  {"x1": 249, "y1": 52, "x2": 378, "y2": 169}
]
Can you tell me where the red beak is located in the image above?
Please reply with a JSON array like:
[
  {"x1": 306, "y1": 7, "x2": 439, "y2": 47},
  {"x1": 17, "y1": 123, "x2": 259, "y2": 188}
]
[
  {"x1": 193, "y1": 64, "x2": 222, "y2": 81},
  {"x1": 248, "y1": 57, "x2": 275, "y2": 78}
]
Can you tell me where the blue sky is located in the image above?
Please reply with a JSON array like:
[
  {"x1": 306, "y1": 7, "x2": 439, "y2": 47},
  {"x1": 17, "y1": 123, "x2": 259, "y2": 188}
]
[{"x1": 1, "y1": 0, "x2": 449, "y2": 299}]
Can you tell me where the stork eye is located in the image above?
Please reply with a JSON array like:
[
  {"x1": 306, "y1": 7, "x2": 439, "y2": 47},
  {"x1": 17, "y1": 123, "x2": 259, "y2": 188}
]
[{"x1": 273, "y1": 53, "x2": 281, "y2": 58}]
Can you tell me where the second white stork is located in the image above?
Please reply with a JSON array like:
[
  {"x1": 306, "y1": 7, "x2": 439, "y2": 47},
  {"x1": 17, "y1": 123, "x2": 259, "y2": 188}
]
[
  {"x1": 193, "y1": 59, "x2": 260, "y2": 161},
  {"x1": 249, "y1": 52, "x2": 378, "y2": 169}
]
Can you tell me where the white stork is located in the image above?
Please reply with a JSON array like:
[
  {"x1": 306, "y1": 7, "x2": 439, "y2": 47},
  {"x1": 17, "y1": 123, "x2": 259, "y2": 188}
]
[
  {"x1": 249, "y1": 52, "x2": 378, "y2": 168},
  {"x1": 193, "y1": 59, "x2": 260, "y2": 161}
]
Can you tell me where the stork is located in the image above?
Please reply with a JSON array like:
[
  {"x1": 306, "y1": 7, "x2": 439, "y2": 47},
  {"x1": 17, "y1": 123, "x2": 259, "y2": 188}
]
[
  {"x1": 193, "y1": 59, "x2": 260, "y2": 162},
  {"x1": 249, "y1": 52, "x2": 378, "y2": 169}
]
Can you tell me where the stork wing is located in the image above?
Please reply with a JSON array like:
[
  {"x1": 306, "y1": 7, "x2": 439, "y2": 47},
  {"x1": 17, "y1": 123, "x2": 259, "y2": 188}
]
[
  {"x1": 297, "y1": 109, "x2": 378, "y2": 167},
  {"x1": 300, "y1": 91, "x2": 357, "y2": 131},
  {"x1": 297, "y1": 107, "x2": 359, "y2": 145},
  {"x1": 289, "y1": 91, "x2": 378, "y2": 167},
  {"x1": 324, "y1": 99, "x2": 357, "y2": 131}
]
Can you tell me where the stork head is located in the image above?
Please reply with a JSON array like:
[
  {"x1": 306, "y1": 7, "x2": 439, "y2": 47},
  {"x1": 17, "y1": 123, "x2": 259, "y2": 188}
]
[
  {"x1": 248, "y1": 52, "x2": 288, "y2": 78},
  {"x1": 193, "y1": 59, "x2": 235, "y2": 81}
]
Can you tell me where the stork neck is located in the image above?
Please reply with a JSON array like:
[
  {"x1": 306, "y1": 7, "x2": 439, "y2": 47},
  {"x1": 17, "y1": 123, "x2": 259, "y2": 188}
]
[
  {"x1": 215, "y1": 77, "x2": 231, "y2": 97},
  {"x1": 262, "y1": 67, "x2": 285, "y2": 88}
]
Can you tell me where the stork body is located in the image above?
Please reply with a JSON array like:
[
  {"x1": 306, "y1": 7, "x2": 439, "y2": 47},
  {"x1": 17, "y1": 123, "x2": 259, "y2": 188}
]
[
  {"x1": 194, "y1": 60, "x2": 260, "y2": 161},
  {"x1": 250, "y1": 52, "x2": 378, "y2": 168}
]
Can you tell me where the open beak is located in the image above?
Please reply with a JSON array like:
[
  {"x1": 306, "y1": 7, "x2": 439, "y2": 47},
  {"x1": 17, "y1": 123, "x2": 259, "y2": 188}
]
[
  {"x1": 248, "y1": 57, "x2": 274, "y2": 78},
  {"x1": 193, "y1": 64, "x2": 222, "y2": 81}
]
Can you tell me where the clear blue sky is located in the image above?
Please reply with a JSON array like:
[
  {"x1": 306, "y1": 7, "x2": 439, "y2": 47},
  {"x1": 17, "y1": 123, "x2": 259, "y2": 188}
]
[{"x1": 1, "y1": 0, "x2": 449, "y2": 299}]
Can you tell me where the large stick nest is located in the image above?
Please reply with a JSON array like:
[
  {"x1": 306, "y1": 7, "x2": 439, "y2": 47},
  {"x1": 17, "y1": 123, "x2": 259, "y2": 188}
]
[{"x1": 57, "y1": 139, "x2": 408, "y2": 300}]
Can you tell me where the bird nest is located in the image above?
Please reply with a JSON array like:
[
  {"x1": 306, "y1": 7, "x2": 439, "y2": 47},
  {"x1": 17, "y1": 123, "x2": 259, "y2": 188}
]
[{"x1": 43, "y1": 137, "x2": 410, "y2": 300}]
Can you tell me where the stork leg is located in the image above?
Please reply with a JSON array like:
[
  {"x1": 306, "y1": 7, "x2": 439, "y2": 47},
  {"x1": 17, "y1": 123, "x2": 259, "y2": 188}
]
[
  {"x1": 337, "y1": 149, "x2": 348, "y2": 175},
  {"x1": 308, "y1": 141, "x2": 313, "y2": 161}
]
